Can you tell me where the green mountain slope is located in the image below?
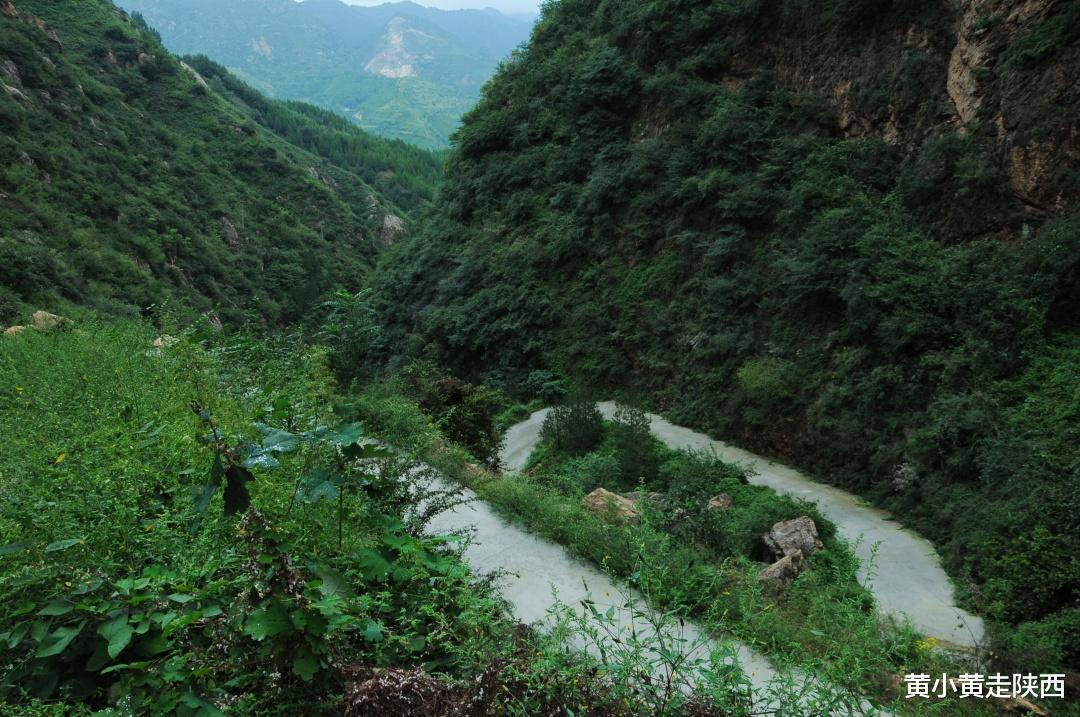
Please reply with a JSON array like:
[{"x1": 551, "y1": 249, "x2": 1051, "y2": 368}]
[
  {"x1": 114, "y1": 0, "x2": 535, "y2": 148},
  {"x1": 0, "y1": 0, "x2": 441, "y2": 326},
  {"x1": 373, "y1": 0, "x2": 1080, "y2": 665}
]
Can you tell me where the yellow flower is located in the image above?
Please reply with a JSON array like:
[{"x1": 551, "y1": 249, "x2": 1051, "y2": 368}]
[
  {"x1": 54, "y1": 453, "x2": 66, "y2": 465},
  {"x1": 914, "y1": 637, "x2": 938, "y2": 655}
]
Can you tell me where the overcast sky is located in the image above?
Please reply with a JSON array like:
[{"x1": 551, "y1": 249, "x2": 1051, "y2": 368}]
[{"x1": 339, "y1": 0, "x2": 542, "y2": 15}]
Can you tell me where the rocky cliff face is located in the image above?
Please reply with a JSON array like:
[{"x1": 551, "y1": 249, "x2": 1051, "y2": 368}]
[
  {"x1": 364, "y1": 17, "x2": 434, "y2": 79},
  {"x1": 719, "y1": 0, "x2": 1078, "y2": 223}
]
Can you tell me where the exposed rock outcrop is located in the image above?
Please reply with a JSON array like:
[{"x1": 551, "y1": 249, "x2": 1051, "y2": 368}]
[
  {"x1": 0, "y1": 59, "x2": 21, "y2": 88},
  {"x1": 757, "y1": 551, "x2": 807, "y2": 592},
  {"x1": 4, "y1": 311, "x2": 70, "y2": 337},
  {"x1": 582, "y1": 488, "x2": 639, "y2": 523},
  {"x1": 721, "y1": 0, "x2": 1080, "y2": 216},
  {"x1": 993, "y1": 695, "x2": 1049, "y2": 716},
  {"x1": 31, "y1": 310, "x2": 67, "y2": 331},
  {"x1": 1, "y1": 1, "x2": 62, "y2": 51},
  {"x1": 763, "y1": 516, "x2": 822, "y2": 561},
  {"x1": 707, "y1": 494, "x2": 733, "y2": 511},
  {"x1": 380, "y1": 214, "x2": 406, "y2": 245},
  {"x1": 947, "y1": 0, "x2": 991, "y2": 127},
  {"x1": 220, "y1": 217, "x2": 240, "y2": 249}
]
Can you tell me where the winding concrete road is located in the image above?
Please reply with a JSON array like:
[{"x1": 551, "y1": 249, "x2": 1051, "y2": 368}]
[
  {"x1": 423, "y1": 476, "x2": 883, "y2": 713},
  {"x1": 502, "y1": 403, "x2": 985, "y2": 648}
]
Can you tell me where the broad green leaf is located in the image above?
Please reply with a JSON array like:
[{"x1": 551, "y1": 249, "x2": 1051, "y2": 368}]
[
  {"x1": 72, "y1": 577, "x2": 103, "y2": 595},
  {"x1": 37, "y1": 600, "x2": 73, "y2": 616},
  {"x1": 0, "y1": 541, "x2": 26, "y2": 556},
  {"x1": 45, "y1": 538, "x2": 83, "y2": 552},
  {"x1": 356, "y1": 549, "x2": 392, "y2": 581},
  {"x1": 139, "y1": 631, "x2": 170, "y2": 656},
  {"x1": 271, "y1": 395, "x2": 291, "y2": 421},
  {"x1": 296, "y1": 468, "x2": 341, "y2": 504},
  {"x1": 98, "y1": 615, "x2": 134, "y2": 658},
  {"x1": 243, "y1": 601, "x2": 291, "y2": 641},
  {"x1": 5, "y1": 621, "x2": 30, "y2": 648},
  {"x1": 100, "y1": 660, "x2": 152, "y2": 674},
  {"x1": 361, "y1": 619, "x2": 382, "y2": 643},
  {"x1": 311, "y1": 565, "x2": 352, "y2": 599},
  {"x1": 36, "y1": 620, "x2": 86, "y2": 657},
  {"x1": 292, "y1": 649, "x2": 319, "y2": 681},
  {"x1": 86, "y1": 640, "x2": 110, "y2": 672},
  {"x1": 242, "y1": 452, "x2": 279, "y2": 470},
  {"x1": 343, "y1": 442, "x2": 393, "y2": 461},
  {"x1": 322, "y1": 422, "x2": 364, "y2": 446},
  {"x1": 192, "y1": 483, "x2": 217, "y2": 516},
  {"x1": 254, "y1": 424, "x2": 300, "y2": 453}
]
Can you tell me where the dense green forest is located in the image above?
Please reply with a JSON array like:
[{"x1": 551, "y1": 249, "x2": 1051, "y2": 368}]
[
  {"x1": 0, "y1": 0, "x2": 441, "y2": 327},
  {"x1": 372, "y1": 0, "x2": 1080, "y2": 668}
]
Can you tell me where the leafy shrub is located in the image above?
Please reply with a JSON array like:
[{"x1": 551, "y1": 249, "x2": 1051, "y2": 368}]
[
  {"x1": 610, "y1": 404, "x2": 660, "y2": 484},
  {"x1": 0, "y1": 284, "x2": 22, "y2": 324},
  {"x1": 555, "y1": 451, "x2": 622, "y2": 495},
  {"x1": 316, "y1": 289, "x2": 385, "y2": 387},
  {"x1": 399, "y1": 360, "x2": 506, "y2": 468},
  {"x1": 539, "y1": 401, "x2": 603, "y2": 456},
  {"x1": 659, "y1": 450, "x2": 834, "y2": 559},
  {"x1": 991, "y1": 607, "x2": 1080, "y2": 674},
  {"x1": 735, "y1": 357, "x2": 797, "y2": 403},
  {"x1": 523, "y1": 369, "x2": 565, "y2": 402}
]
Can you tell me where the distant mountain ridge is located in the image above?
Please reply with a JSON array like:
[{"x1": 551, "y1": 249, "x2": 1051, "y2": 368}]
[
  {"x1": 0, "y1": 0, "x2": 441, "y2": 326},
  {"x1": 115, "y1": 0, "x2": 534, "y2": 147}
]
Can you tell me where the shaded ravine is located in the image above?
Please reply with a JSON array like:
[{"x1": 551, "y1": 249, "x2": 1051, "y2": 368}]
[{"x1": 502, "y1": 403, "x2": 986, "y2": 648}]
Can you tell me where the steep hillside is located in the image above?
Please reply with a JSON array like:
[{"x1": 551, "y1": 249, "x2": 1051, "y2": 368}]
[
  {"x1": 0, "y1": 0, "x2": 440, "y2": 326},
  {"x1": 373, "y1": 0, "x2": 1080, "y2": 666},
  {"x1": 115, "y1": 0, "x2": 535, "y2": 147}
]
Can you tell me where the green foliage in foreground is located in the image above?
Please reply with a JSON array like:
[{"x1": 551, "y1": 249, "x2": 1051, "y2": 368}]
[
  {"x1": 0, "y1": 0, "x2": 438, "y2": 326},
  {"x1": 370, "y1": 0, "x2": 1080, "y2": 667},
  {"x1": 0, "y1": 323, "x2": 620, "y2": 714}
]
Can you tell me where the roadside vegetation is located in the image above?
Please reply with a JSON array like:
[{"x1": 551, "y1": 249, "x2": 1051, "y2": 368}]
[{"x1": 356, "y1": 389, "x2": 1015, "y2": 716}]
